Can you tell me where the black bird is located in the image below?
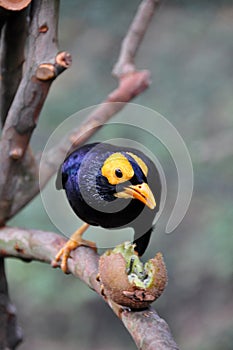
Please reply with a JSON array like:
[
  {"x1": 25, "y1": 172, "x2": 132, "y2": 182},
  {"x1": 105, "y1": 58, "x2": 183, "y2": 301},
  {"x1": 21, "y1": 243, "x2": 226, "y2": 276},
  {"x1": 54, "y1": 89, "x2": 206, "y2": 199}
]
[{"x1": 54, "y1": 142, "x2": 161, "y2": 272}]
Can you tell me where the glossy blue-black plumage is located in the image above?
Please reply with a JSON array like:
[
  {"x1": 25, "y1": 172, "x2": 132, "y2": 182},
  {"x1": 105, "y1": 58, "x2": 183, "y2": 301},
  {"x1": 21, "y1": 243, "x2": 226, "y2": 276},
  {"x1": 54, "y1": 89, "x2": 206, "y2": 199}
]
[{"x1": 56, "y1": 143, "x2": 161, "y2": 255}]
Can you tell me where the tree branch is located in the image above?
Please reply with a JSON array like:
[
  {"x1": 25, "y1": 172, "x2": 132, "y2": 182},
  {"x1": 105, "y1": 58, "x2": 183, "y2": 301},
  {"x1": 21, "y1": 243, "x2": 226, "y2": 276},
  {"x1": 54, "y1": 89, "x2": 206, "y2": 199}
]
[
  {"x1": 0, "y1": 258, "x2": 23, "y2": 349},
  {"x1": 0, "y1": 7, "x2": 28, "y2": 126},
  {"x1": 0, "y1": 226, "x2": 179, "y2": 350},
  {"x1": 112, "y1": 0, "x2": 160, "y2": 77},
  {"x1": 0, "y1": 6, "x2": 30, "y2": 349},
  {"x1": 0, "y1": 0, "x2": 71, "y2": 225},
  {"x1": 8, "y1": 0, "x2": 161, "y2": 220}
]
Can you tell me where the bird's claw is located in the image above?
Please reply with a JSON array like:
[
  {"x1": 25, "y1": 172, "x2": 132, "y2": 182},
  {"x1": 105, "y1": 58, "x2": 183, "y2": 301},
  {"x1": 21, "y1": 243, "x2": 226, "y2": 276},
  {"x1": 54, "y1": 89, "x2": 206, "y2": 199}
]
[
  {"x1": 52, "y1": 245, "x2": 72, "y2": 273},
  {"x1": 52, "y1": 238, "x2": 97, "y2": 274}
]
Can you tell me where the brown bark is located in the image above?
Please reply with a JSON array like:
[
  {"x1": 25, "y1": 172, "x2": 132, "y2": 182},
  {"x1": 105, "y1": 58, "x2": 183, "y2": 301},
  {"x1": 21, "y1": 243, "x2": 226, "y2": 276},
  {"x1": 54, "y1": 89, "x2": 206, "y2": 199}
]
[
  {"x1": 0, "y1": 7, "x2": 27, "y2": 126},
  {"x1": 0, "y1": 1, "x2": 71, "y2": 348},
  {"x1": 0, "y1": 258, "x2": 23, "y2": 349},
  {"x1": 0, "y1": 227, "x2": 179, "y2": 350},
  {"x1": 0, "y1": 0, "x2": 71, "y2": 225}
]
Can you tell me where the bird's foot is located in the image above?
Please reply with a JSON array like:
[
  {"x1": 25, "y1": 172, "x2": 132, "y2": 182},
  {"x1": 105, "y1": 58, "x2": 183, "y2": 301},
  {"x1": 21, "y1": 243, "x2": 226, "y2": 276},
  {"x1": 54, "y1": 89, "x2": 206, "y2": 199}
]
[{"x1": 52, "y1": 237, "x2": 96, "y2": 273}]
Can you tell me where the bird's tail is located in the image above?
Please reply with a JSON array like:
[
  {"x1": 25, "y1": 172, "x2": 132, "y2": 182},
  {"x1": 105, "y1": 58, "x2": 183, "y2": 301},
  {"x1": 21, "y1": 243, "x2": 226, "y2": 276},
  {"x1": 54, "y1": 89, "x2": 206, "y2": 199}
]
[{"x1": 133, "y1": 225, "x2": 155, "y2": 256}]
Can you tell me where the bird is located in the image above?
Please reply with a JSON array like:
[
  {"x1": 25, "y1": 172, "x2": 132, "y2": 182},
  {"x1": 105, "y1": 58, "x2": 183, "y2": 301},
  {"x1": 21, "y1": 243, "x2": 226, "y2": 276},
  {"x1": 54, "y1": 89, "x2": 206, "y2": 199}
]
[{"x1": 53, "y1": 142, "x2": 161, "y2": 272}]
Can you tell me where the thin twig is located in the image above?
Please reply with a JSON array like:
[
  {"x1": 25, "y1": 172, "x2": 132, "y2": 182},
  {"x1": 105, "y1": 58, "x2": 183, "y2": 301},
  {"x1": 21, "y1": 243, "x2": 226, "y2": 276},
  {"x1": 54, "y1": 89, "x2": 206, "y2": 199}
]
[
  {"x1": 112, "y1": 0, "x2": 160, "y2": 77},
  {"x1": 0, "y1": 226, "x2": 179, "y2": 350}
]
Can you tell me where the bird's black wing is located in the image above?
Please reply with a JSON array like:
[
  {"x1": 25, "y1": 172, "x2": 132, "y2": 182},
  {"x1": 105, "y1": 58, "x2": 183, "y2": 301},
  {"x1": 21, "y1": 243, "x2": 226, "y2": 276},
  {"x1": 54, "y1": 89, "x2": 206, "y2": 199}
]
[{"x1": 55, "y1": 143, "x2": 100, "y2": 191}]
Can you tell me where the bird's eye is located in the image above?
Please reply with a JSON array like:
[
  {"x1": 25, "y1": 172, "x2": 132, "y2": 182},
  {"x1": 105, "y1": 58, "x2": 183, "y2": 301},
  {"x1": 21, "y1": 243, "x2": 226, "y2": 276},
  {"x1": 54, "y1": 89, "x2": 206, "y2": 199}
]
[{"x1": 115, "y1": 168, "x2": 123, "y2": 178}]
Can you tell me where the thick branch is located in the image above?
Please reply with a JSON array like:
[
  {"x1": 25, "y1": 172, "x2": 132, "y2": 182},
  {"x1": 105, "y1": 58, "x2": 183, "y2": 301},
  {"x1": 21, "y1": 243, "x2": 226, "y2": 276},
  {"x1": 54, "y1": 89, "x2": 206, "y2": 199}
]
[
  {"x1": 122, "y1": 309, "x2": 179, "y2": 350},
  {"x1": 0, "y1": 227, "x2": 179, "y2": 350},
  {"x1": 0, "y1": 0, "x2": 71, "y2": 225},
  {"x1": 0, "y1": 7, "x2": 27, "y2": 126},
  {"x1": 0, "y1": 8, "x2": 28, "y2": 349},
  {"x1": 0, "y1": 258, "x2": 23, "y2": 349},
  {"x1": 0, "y1": 9, "x2": 7, "y2": 34}
]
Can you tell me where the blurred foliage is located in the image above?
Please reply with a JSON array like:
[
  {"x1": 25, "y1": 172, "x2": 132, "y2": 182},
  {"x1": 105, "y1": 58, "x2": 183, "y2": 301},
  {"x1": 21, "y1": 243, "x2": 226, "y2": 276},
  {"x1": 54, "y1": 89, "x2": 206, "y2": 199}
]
[{"x1": 7, "y1": 0, "x2": 233, "y2": 349}]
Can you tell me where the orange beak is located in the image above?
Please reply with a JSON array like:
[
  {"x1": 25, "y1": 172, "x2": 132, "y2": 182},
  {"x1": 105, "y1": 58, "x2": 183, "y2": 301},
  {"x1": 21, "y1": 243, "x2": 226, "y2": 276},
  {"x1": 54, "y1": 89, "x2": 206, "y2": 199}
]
[{"x1": 115, "y1": 182, "x2": 156, "y2": 210}]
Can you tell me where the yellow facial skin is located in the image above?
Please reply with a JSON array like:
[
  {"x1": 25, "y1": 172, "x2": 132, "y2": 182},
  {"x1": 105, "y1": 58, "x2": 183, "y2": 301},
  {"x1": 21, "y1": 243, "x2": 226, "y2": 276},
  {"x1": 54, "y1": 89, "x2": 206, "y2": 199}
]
[
  {"x1": 101, "y1": 152, "x2": 156, "y2": 210},
  {"x1": 102, "y1": 153, "x2": 134, "y2": 185}
]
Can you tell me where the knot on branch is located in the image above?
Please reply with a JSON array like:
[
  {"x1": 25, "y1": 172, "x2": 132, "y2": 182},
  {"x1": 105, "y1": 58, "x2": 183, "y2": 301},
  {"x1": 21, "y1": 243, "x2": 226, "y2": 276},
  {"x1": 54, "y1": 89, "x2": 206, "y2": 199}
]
[
  {"x1": 9, "y1": 148, "x2": 23, "y2": 160},
  {"x1": 108, "y1": 70, "x2": 151, "y2": 102},
  {"x1": 56, "y1": 51, "x2": 72, "y2": 68},
  {"x1": 38, "y1": 24, "x2": 49, "y2": 33},
  {"x1": 36, "y1": 63, "x2": 56, "y2": 81},
  {"x1": 36, "y1": 52, "x2": 72, "y2": 81}
]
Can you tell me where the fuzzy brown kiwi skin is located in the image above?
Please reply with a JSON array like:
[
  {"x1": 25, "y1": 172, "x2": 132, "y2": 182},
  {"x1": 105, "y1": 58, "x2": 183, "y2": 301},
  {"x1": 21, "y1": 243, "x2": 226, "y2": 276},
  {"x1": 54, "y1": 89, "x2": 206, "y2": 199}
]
[{"x1": 98, "y1": 250, "x2": 168, "y2": 310}]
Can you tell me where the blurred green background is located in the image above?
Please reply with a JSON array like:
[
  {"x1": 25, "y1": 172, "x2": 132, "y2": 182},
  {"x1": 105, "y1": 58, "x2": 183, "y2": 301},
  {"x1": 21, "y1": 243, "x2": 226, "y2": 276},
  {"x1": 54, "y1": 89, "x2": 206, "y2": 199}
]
[{"x1": 7, "y1": 0, "x2": 233, "y2": 349}]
